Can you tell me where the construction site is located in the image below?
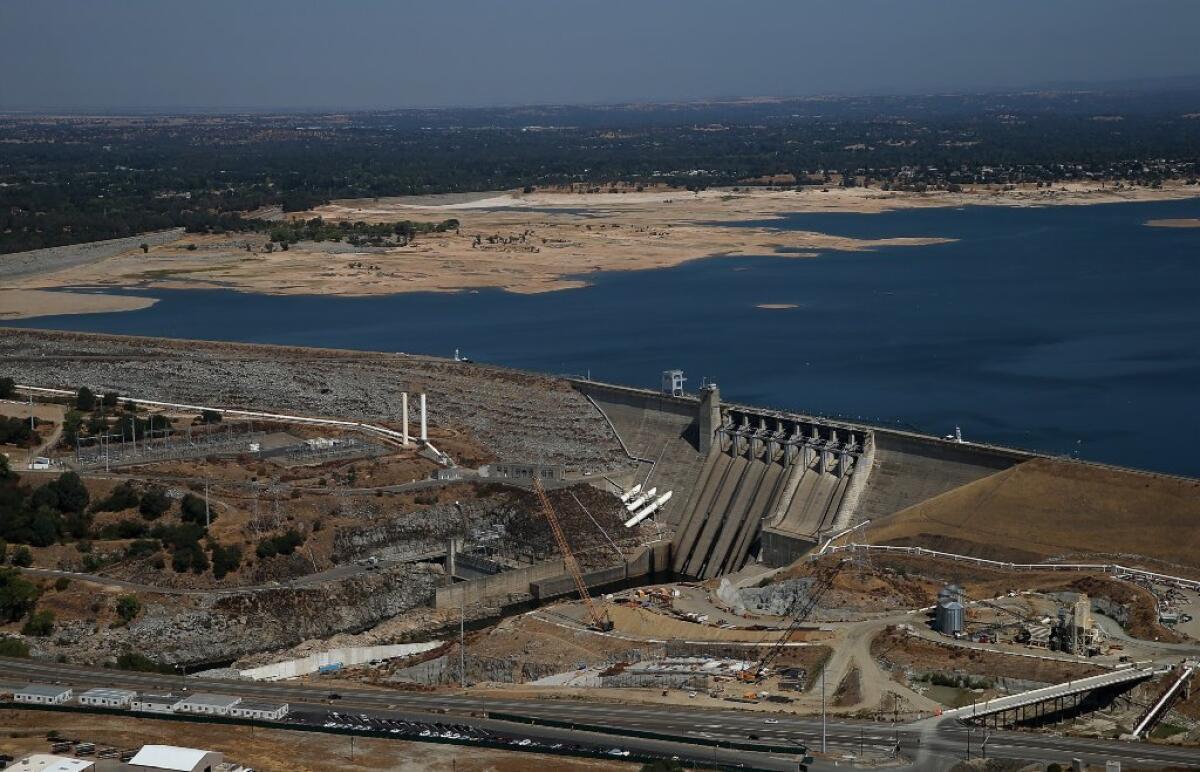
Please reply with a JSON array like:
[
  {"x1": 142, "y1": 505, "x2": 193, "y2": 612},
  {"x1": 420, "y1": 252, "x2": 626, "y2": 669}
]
[{"x1": 3, "y1": 328, "x2": 1200, "y2": 760}]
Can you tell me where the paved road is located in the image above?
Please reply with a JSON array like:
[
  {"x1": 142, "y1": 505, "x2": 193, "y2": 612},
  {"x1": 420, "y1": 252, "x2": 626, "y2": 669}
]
[{"x1": 2, "y1": 657, "x2": 1197, "y2": 770}]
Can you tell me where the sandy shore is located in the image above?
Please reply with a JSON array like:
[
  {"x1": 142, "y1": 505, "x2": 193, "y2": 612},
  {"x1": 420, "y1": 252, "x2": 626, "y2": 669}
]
[
  {"x1": 0, "y1": 288, "x2": 157, "y2": 319},
  {"x1": 2, "y1": 181, "x2": 1197, "y2": 319},
  {"x1": 1146, "y1": 217, "x2": 1200, "y2": 228}
]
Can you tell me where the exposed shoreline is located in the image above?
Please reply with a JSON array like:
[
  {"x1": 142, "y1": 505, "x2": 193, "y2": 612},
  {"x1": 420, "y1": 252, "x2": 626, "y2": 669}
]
[
  {"x1": 1146, "y1": 217, "x2": 1200, "y2": 228},
  {"x1": 2, "y1": 182, "x2": 1197, "y2": 320},
  {"x1": 0, "y1": 288, "x2": 158, "y2": 320}
]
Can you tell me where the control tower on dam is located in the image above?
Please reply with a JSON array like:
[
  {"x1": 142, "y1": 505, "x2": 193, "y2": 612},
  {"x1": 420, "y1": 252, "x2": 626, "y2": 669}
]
[{"x1": 572, "y1": 377, "x2": 1036, "y2": 579}]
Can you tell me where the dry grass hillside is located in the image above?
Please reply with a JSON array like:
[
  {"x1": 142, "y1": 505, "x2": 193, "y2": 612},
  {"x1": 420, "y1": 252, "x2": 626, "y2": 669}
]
[{"x1": 866, "y1": 458, "x2": 1200, "y2": 571}]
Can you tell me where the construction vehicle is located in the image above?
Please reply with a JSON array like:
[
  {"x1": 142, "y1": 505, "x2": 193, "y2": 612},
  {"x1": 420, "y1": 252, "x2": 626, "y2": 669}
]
[
  {"x1": 532, "y1": 477, "x2": 615, "y2": 632},
  {"x1": 743, "y1": 559, "x2": 847, "y2": 682}
]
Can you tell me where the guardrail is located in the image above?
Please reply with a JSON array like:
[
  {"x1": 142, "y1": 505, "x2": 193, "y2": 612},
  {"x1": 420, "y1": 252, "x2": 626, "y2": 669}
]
[
  {"x1": 821, "y1": 543, "x2": 1200, "y2": 591},
  {"x1": 488, "y1": 711, "x2": 809, "y2": 756}
]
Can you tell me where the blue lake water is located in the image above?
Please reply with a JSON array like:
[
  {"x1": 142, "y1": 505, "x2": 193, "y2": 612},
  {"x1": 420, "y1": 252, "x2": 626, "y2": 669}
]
[{"x1": 8, "y1": 198, "x2": 1200, "y2": 476}]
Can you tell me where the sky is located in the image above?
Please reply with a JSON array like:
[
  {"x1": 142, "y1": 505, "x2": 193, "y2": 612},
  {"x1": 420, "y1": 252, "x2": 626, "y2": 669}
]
[{"x1": 2, "y1": 0, "x2": 1199, "y2": 111}]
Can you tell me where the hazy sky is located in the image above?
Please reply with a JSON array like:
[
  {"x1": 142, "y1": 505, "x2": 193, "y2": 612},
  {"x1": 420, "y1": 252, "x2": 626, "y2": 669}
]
[{"x1": 3, "y1": 0, "x2": 1199, "y2": 111}]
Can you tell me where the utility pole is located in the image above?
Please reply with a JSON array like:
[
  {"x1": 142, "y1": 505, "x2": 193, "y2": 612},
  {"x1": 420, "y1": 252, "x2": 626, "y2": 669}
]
[
  {"x1": 821, "y1": 668, "x2": 826, "y2": 754},
  {"x1": 204, "y1": 476, "x2": 211, "y2": 529},
  {"x1": 459, "y1": 602, "x2": 466, "y2": 688}
]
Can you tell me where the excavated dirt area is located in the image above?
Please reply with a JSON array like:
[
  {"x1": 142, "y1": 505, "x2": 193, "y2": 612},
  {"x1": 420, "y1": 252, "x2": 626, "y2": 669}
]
[
  {"x1": 870, "y1": 626, "x2": 1105, "y2": 684},
  {"x1": 866, "y1": 457, "x2": 1200, "y2": 573},
  {"x1": 469, "y1": 615, "x2": 647, "y2": 673},
  {"x1": 770, "y1": 556, "x2": 941, "y2": 614},
  {"x1": 0, "y1": 329, "x2": 628, "y2": 474},
  {"x1": 0, "y1": 711, "x2": 629, "y2": 772}
]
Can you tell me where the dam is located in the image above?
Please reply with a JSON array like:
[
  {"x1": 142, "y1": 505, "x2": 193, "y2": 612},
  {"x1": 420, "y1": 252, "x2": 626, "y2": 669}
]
[{"x1": 575, "y1": 377, "x2": 1032, "y2": 578}]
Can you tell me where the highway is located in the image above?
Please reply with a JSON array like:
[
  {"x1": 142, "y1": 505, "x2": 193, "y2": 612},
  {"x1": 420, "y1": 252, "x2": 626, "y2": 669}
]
[{"x1": 2, "y1": 657, "x2": 1198, "y2": 770}]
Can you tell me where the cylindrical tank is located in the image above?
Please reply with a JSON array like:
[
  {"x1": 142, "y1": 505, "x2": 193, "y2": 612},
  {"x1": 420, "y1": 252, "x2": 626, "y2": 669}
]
[{"x1": 938, "y1": 601, "x2": 965, "y2": 635}]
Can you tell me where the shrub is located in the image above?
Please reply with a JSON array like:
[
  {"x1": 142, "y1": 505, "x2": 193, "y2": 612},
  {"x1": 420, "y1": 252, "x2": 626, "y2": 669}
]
[
  {"x1": 115, "y1": 595, "x2": 141, "y2": 622},
  {"x1": 0, "y1": 567, "x2": 39, "y2": 622},
  {"x1": 10, "y1": 546, "x2": 33, "y2": 567},
  {"x1": 115, "y1": 651, "x2": 173, "y2": 673},
  {"x1": 22, "y1": 609, "x2": 55, "y2": 636},
  {"x1": 0, "y1": 636, "x2": 29, "y2": 657},
  {"x1": 150, "y1": 522, "x2": 206, "y2": 550},
  {"x1": 92, "y1": 481, "x2": 141, "y2": 513},
  {"x1": 256, "y1": 529, "x2": 305, "y2": 559},
  {"x1": 54, "y1": 577, "x2": 70, "y2": 591},
  {"x1": 125, "y1": 539, "x2": 160, "y2": 559},
  {"x1": 0, "y1": 377, "x2": 14, "y2": 399}
]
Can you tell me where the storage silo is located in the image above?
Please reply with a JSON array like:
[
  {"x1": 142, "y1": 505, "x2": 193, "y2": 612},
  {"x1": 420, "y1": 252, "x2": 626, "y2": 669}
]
[{"x1": 937, "y1": 601, "x2": 965, "y2": 635}]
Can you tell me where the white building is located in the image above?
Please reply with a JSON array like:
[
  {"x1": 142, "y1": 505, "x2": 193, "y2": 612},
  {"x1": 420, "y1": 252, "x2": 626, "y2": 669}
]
[
  {"x1": 227, "y1": 700, "x2": 289, "y2": 721},
  {"x1": 128, "y1": 745, "x2": 224, "y2": 772},
  {"x1": 14, "y1": 684, "x2": 72, "y2": 705},
  {"x1": 78, "y1": 687, "x2": 137, "y2": 708},
  {"x1": 171, "y1": 693, "x2": 241, "y2": 716},
  {"x1": 7, "y1": 753, "x2": 93, "y2": 772},
  {"x1": 131, "y1": 693, "x2": 182, "y2": 714}
]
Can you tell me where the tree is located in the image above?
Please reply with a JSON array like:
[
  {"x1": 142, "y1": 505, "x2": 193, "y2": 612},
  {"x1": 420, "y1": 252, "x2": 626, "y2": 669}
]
[
  {"x1": 138, "y1": 486, "x2": 171, "y2": 520},
  {"x1": 102, "y1": 391, "x2": 119, "y2": 409},
  {"x1": 200, "y1": 409, "x2": 222, "y2": 424},
  {"x1": 51, "y1": 472, "x2": 89, "y2": 513},
  {"x1": 0, "y1": 377, "x2": 14, "y2": 399},
  {"x1": 62, "y1": 410, "x2": 83, "y2": 447},
  {"x1": 10, "y1": 546, "x2": 33, "y2": 567},
  {"x1": 179, "y1": 493, "x2": 211, "y2": 525},
  {"x1": 210, "y1": 543, "x2": 242, "y2": 580},
  {"x1": 27, "y1": 508, "x2": 62, "y2": 547},
  {"x1": 76, "y1": 387, "x2": 96, "y2": 412},
  {"x1": 140, "y1": 243, "x2": 149, "y2": 254},
  {"x1": 115, "y1": 595, "x2": 141, "y2": 623}
]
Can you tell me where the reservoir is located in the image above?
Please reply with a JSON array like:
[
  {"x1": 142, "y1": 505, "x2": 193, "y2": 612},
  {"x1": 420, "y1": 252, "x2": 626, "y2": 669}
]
[{"x1": 9, "y1": 198, "x2": 1200, "y2": 476}]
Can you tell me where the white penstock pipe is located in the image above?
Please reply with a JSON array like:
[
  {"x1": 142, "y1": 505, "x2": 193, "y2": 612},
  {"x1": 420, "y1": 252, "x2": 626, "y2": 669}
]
[
  {"x1": 619, "y1": 484, "x2": 642, "y2": 504},
  {"x1": 625, "y1": 491, "x2": 673, "y2": 528},
  {"x1": 625, "y1": 487, "x2": 657, "y2": 512}
]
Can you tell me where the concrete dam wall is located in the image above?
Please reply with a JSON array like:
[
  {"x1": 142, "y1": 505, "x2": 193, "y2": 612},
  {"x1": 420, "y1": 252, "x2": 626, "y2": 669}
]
[
  {"x1": 672, "y1": 405, "x2": 866, "y2": 578},
  {"x1": 573, "y1": 380, "x2": 1036, "y2": 577},
  {"x1": 573, "y1": 380, "x2": 709, "y2": 526}
]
